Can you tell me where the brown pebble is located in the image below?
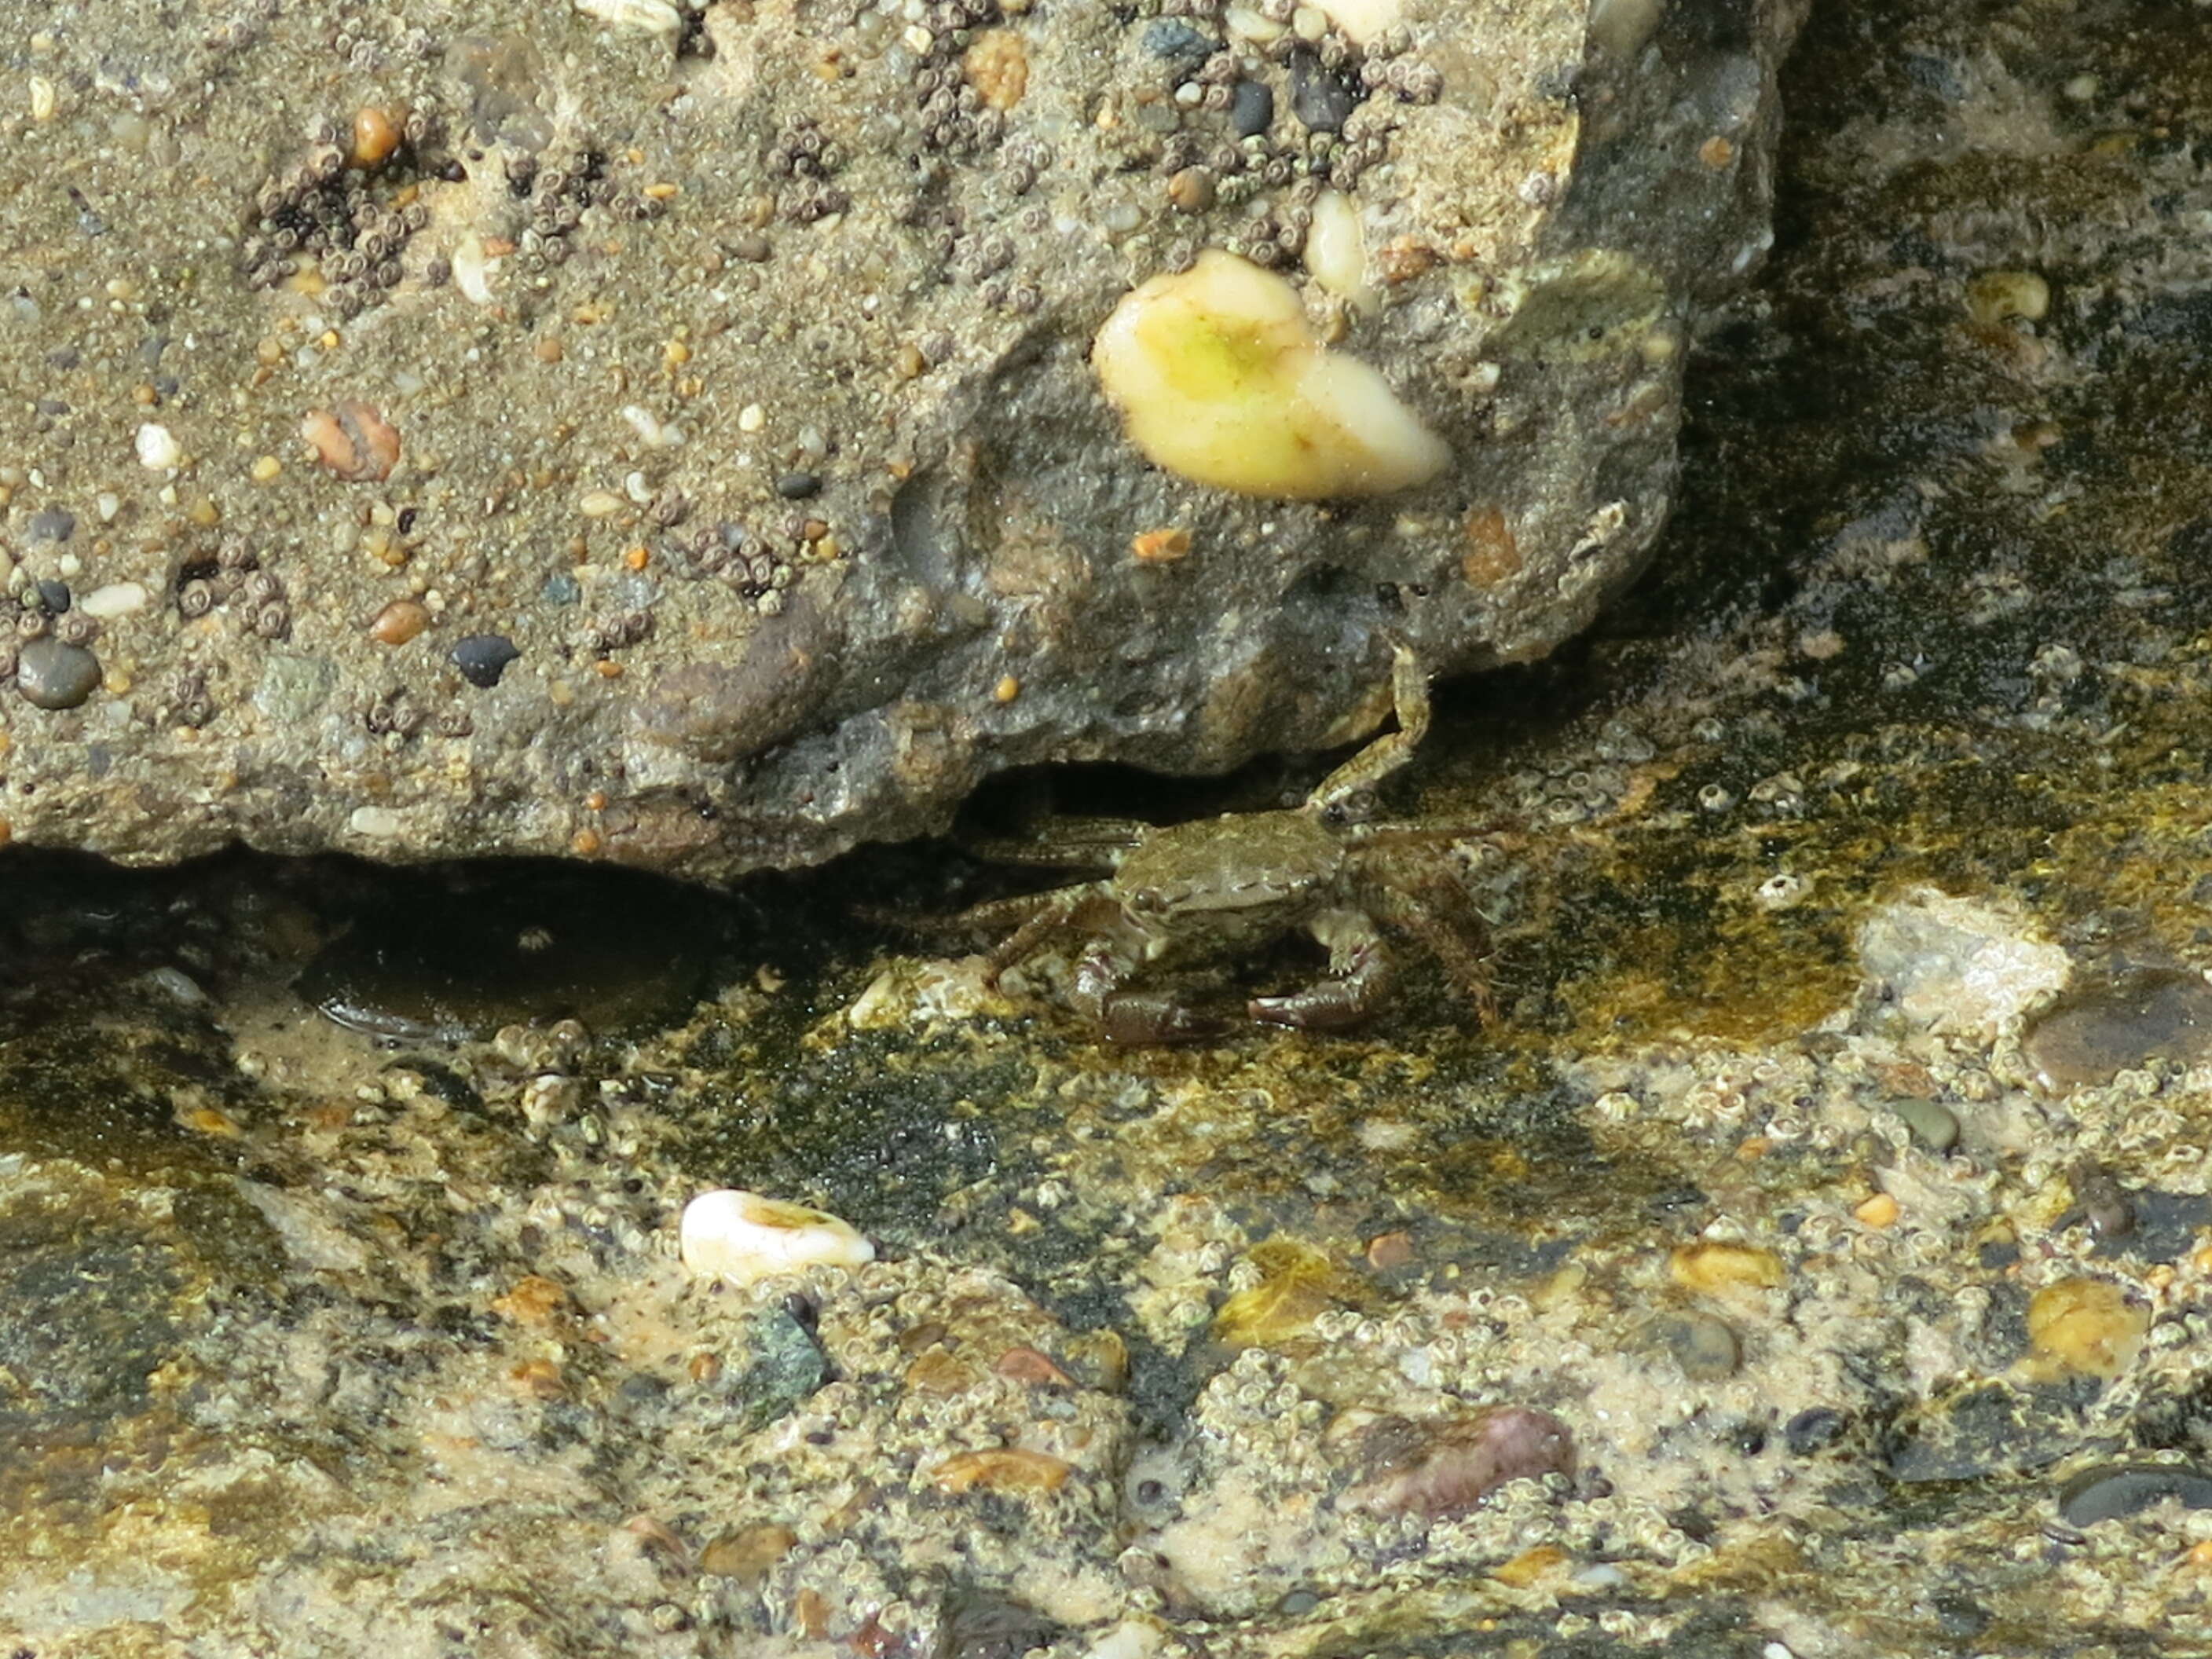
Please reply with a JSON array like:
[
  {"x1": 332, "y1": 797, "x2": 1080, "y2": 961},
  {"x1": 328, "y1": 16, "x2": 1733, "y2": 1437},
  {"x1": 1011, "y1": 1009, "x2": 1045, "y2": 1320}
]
[
  {"x1": 1668, "y1": 1240, "x2": 1785, "y2": 1294},
  {"x1": 1344, "y1": 1406, "x2": 1575, "y2": 1519},
  {"x1": 905, "y1": 1350, "x2": 982, "y2": 1395},
  {"x1": 1366, "y1": 1230, "x2": 1416, "y2": 1271},
  {"x1": 369, "y1": 598, "x2": 430, "y2": 644},
  {"x1": 302, "y1": 400, "x2": 401, "y2": 482},
  {"x1": 489, "y1": 1274, "x2": 568, "y2": 1324},
  {"x1": 699, "y1": 1523, "x2": 797, "y2": 1584},
  {"x1": 1167, "y1": 167, "x2": 1216, "y2": 213},
  {"x1": 350, "y1": 105, "x2": 405, "y2": 168},
  {"x1": 1132, "y1": 526, "x2": 1192, "y2": 564},
  {"x1": 994, "y1": 1346, "x2": 1075, "y2": 1387},
  {"x1": 932, "y1": 1448, "x2": 1074, "y2": 1494}
]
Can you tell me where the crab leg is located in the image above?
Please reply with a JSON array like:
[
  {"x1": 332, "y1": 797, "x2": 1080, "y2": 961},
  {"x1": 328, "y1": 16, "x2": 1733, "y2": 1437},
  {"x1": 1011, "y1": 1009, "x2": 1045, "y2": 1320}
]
[
  {"x1": 1310, "y1": 640, "x2": 1430, "y2": 819},
  {"x1": 1075, "y1": 942, "x2": 1222, "y2": 1044},
  {"x1": 978, "y1": 884, "x2": 1103, "y2": 987},
  {"x1": 1249, "y1": 907, "x2": 1393, "y2": 1030}
]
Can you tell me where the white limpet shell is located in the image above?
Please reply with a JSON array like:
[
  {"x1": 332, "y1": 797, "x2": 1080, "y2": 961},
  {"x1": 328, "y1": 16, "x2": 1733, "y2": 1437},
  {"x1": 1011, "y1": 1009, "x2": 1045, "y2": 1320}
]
[
  {"x1": 678, "y1": 1188, "x2": 876, "y2": 1288},
  {"x1": 1092, "y1": 250, "x2": 1449, "y2": 500},
  {"x1": 1313, "y1": 0, "x2": 1405, "y2": 46},
  {"x1": 1303, "y1": 190, "x2": 1377, "y2": 311}
]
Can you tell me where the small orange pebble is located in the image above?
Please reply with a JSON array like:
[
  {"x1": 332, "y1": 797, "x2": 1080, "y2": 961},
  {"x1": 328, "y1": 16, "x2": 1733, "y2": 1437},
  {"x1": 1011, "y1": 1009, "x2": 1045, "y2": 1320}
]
[
  {"x1": 533, "y1": 335, "x2": 564, "y2": 364},
  {"x1": 350, "y1": 105, "x2": 405, "y2": 169},
  {"x1": 1366, "y1": 1230, "x2": 1416, "y2": 1271},
  {"x1": 1697, "y1": 134, "x2": 1736, "y2": 168},
  {"x1": 687, "y1": 1351, "x2": 722, "y2": 1385},
  {"x1": 1854, "y1": 1192, "x2": 1900, "y2": 1229},
  {"x1": 571, "y1": 827, "x2": 603, "y2": 855},
  {"x1": 1374, "y1": 235, "x2": 1438, "y2": 285},
  {"x1": 302, "y1": 400, "x2": 401, "y2": 482},
  {"x1": 594, "y1": 660, "x2": 624, "y2": 679},
  {"x1": 1734, "y1": 1137, "x2": 1771, "y2": 1162},
  {"x1": 993, "y1": 675, "x2": 1020, "y2": 704},
  {"x1": 490, "y1": 1275, "x2": 569, "y2": 1324},
  {"x1": 584, "y1": 789, "x2": 609, "y2": 811},
  {"x1": 482, "y1": 236, "x2": 517, "y2": 258},
  {"x1": 2187, "y1": 1540, "x2": 2212, "y2": 1569},
  {"x1": 368, "y1": 598, "x2": 430, "y2": 645},
  {"x1": 994, "y1": 1346, "x2": 1074, "y2": 1387},
  {"x1": 1461, "y1": 506, "x2": 1522, "y2": 586},
  {"x1": 932, "y1": 1448, "x2": 1074, "y2": 1495},
  {"x1": 184, "y1": 1106, "x2": 242, "y2": 1137},
  {"x1": 624, "y1": 544, "x2": 650, "y2": 571},
  {"x1": 643, "y1": 181, "x2": 680, "y2": 200},
  {"x1": 1131, "y1": 527, "x2": 1190, "y2": 563}
]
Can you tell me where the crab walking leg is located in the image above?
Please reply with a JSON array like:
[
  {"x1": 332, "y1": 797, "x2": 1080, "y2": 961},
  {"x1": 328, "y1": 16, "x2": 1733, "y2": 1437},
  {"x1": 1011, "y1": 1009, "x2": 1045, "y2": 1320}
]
[
  {"x1": 979, "y1": 884, "x2": 1103, "y2": 987},
  {"x1": 1250, "y1": 906, "x2": 1395, "y2": 1030},
  {"x1": 1311, "y1": 641, "x2": 1431, "y2": 815},
  {"x1": 1075, "y1": 941, "x2": 1223, "y2": 1044}
]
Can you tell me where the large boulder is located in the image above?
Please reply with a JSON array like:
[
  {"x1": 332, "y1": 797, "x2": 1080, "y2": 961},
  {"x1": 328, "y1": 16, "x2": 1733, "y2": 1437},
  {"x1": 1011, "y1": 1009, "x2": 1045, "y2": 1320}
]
[{"x1": 0, "y1": 0, "x2": 1804, "y2": 879}]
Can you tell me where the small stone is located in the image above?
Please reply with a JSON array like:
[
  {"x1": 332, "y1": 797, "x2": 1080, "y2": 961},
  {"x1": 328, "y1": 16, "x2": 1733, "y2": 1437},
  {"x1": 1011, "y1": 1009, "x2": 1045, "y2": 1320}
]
[
  {"x1": 302, "y1": 401, "x2": 401, "y2": 482},
  {"x1": 1166, "y1": 167, "x2": 1216, "y2": 213},
  {"x1": 135, "y1": 422, "x2": 181, "y2": 469},
  {"x1": 452, "y1": 633, "x2": 521, "y2": 687},
  {"x1": 1886, "y1": 1097, "x2": 1961, "y2": 1152},
  {"x1": 2058, "y1": 1463, "x2": 2212, "y2": 1528},
  {"x1": 775, "y1": 471, "x2": 822, "y2": 500},
  {"x1": 16, "y1": 638, "x2": 100, "y2": 709},
  {"x1": 698, "y1": 1524, "x2": 797, "y2": 1584},
  {"x1": 1668, "y1": 1240, "x2": 1785, "y2": 1295},
  {"x1": 1784, "y1": 1407, "x2": 1848, "y2": 1456},
  {"x1": 34, "y1": 578, "x2": 70, "y2": 613},
  {"x1": 1142, "y1": 19, "x2": 1218, "y2": 80},
  {"x1": 370, "y1": 598, "x2": 432, "y2": 645},
  {"x1": 1344, "y1": 1407, "x2": 1576, "y2": 1519},
  {"x1": 79, "y1": 581, "x2": 147, "y2": 620},
  {"x1": 1229, "y1": 79, "x2": 1274, "y2": 137},
  {"x1": 1288, "y1": 49, "x2": 1361, "y2": 133},
  {"x1": 2027, "y1": 1277, "x2": 2148, "y2": 1380},
  {"x1": 26, "y1": 507, "x2": 74, "y2": 543},
  {"x1": 931, "y1": 1448, "x2": 1075, "y2": 1495},
  {"x1": 2025, "y1": 969, "x2": 2212, "y2": 1092},
  {"x1": 677, "y1": 1188, "x2": 874, "y2": 1287},
  {"x1": 1658, "y1": 1312, "x2": 1741, "y2": 1381}
]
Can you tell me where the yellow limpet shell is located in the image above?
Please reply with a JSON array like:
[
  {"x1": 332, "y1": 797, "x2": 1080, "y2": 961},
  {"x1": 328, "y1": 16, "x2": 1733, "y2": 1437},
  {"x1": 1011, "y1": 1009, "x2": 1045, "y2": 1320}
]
[{"x1": 1092, "y1": 250, "x2": 1450, "y2": 500}]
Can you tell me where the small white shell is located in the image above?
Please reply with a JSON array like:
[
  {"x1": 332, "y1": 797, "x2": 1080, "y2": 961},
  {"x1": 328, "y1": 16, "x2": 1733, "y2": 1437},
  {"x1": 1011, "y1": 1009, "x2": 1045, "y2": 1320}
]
[
  {"x1": 573, "y1": 0, "x2": 683, "y2": 43},
  {"x1": 679, "y1": 1189, "x2": 875, "y2": 1287}
]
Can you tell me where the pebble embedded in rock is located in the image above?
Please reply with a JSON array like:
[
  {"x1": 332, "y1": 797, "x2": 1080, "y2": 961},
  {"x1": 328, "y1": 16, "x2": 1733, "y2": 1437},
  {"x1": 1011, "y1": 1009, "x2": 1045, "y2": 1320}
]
[
  {"x1": 1784, "y1": 1407, "x2": 1848, "y2": 1456},
  {"x1": 2026, "y1": 1276, "x2": 2147, "y2": 1380},
  {"x1": 452, "y1": 633, "x2": 520, "y2": 687},
  {"x1": 2024, "y1": 969, "x2": 2212, "y2": 1092},
  {"x1": 1344, "y1": 1407, "x2": 1576, "y2": 1519},
  {"x1": 1142, "y1": 19, "x2": 1217, "y2": 79},
  {"x1": 1288, "y1": 49, "x2": 1360, "y2": 132},
  {"x1": 2057, "y1": 1463, "x2": 2212, "y2": 1528},
  {"x1": 1660, "y1": 1312, "x2": 1742, "y2": 1380},
  {"x1": 678, "y1": 1188, "x2": 875, "y2": 1287},
  {"x1": 1229, "y1": 79, "x2": 1273, "y2": 137},
  {"x1": 775, "y1": 471, "x2": 822, "y2": 500},
  {"x1": 26, "y1": 507, "x2": 73, "y2": 543},
  {"x1": 1886, "y1": 1097, "x2": 1961, "y2": 1152},
  {"x1": 16, "y1": 638, "x2": 101, "y2": 710}
]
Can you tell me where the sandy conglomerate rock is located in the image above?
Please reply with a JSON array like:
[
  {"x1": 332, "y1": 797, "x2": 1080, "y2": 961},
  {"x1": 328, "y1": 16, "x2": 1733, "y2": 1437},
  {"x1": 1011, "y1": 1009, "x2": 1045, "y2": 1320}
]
[{"x1": 0, "y1": 0, "x2": 1803, "y2": 877}]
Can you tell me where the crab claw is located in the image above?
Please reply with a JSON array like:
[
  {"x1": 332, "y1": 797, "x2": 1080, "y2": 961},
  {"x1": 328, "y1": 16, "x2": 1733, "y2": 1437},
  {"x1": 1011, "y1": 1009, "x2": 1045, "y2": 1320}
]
[{"x1": 1097, "y1": 994, "x2": 1226, "y2": 1046}]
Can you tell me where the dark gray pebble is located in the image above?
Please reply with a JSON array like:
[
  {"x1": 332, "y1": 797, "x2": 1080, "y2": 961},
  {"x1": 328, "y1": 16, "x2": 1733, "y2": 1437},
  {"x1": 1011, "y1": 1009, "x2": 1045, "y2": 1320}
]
[
  {"x1": 2025, "y1": 969, "x2": 2212, "y2": 1090},
  {"x1": 34, "y1": 578, "x2": 71, "y2": 613},
  {"x1": 775, "y1": 471, "x2": 822, "y2": 500},
  {"x1": 26, "y1": 507, "x2": 75, "y2": 543},
  {"x1": 2057, "y1": 1462, "x2": 2212, "y2": 1527},
  {"x1": 1289, "y1": 49, "x2": 1361, "y2": 133},
  {"x1": 1229, "y1": 79, "x2": 1274, "y2": 137},
  {"x1": 451, "y1": 633, "x2": 520, "y2": 687},
  {"x1": 16, "y1": 638, "x2": 101, "y2": 709},
  {"x1": 1785, "y1": 1407, "x2": 1848, "y2": 1456},
  {"x1": 1142, "y1": 19, "x2": 1217, "y2": 80}
]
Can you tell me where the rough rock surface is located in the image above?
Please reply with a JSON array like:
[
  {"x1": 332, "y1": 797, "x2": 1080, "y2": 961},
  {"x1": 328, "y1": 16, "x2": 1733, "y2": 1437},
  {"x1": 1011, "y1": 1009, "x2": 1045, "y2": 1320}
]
[{"x1": 0, "y1": 0, "x2": 1801, "y2": 878}]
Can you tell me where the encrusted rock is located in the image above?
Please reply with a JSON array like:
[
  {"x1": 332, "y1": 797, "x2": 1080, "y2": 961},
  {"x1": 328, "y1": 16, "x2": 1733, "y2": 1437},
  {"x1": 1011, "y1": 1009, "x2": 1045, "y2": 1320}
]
[{"x1": 0, "y1": 0, "x2": 1806, "y2": 878}]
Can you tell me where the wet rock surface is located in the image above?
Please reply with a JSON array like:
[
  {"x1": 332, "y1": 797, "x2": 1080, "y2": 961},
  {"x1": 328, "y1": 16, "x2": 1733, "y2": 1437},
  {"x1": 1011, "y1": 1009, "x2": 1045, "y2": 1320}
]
[
  {"x1": 0, "y1": 0, "x2": 1802, "y2": 881},
  {"x1": 16, "y1": 1, "x2": 2212, "y2": 1657}
]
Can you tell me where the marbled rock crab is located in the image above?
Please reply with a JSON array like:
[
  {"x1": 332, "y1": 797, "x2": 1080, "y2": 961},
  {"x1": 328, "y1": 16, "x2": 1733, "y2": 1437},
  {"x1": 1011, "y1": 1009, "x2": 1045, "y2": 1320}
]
[{"x1": 965, "y1": 644, "x2": 1492, "y2": 1043}]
